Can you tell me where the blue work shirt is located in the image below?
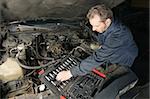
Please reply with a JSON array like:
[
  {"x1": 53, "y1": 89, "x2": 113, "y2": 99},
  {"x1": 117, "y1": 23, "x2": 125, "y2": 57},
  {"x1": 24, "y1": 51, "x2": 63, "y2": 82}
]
[{"x1": 70, "y1": 18, "x2": 138, "y2": 77}]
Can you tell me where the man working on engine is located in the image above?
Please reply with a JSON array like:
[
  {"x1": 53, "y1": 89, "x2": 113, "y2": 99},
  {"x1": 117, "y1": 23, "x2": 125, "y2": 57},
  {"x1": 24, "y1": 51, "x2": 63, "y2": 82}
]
[{"x1": 56, "y1": 4, "x2": 138, "y2": 82}]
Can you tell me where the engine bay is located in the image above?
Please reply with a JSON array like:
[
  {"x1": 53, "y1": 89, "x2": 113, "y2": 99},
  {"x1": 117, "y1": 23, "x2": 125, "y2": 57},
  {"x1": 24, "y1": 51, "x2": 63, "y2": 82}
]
[{"x1": 0, "y1": 20, "x2": 100, "y2": 98}]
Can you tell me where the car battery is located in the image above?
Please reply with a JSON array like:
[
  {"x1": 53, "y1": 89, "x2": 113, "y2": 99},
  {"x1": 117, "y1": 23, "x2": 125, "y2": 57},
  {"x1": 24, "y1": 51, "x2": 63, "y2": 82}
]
[{"x1": 40, "y1": 55, "x2": 105, "y2": 99}]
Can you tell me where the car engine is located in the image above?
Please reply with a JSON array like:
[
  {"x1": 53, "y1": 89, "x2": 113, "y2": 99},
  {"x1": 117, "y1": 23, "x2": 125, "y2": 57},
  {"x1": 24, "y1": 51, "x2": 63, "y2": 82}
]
[{"x1": 0, "y1": 20, "x2": 100, "y2": 98}]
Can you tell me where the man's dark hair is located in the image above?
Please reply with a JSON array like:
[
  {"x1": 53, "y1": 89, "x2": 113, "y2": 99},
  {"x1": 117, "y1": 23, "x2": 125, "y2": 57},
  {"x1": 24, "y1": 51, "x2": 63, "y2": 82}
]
[{"x1": 87, "y1": 4, "x2": 113, "y2": 21}]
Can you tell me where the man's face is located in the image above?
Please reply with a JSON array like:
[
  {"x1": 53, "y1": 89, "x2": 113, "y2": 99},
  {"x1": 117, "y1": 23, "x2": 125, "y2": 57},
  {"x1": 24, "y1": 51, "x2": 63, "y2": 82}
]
[{"x1": 89, "y1": 14, "x2": 107, "y2": 33}]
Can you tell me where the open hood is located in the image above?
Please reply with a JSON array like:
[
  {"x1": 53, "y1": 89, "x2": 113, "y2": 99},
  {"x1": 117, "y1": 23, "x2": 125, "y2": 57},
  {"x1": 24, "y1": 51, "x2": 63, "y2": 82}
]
[{"x1": 0, "y1": 0, "x2": 125, "y2": 23}]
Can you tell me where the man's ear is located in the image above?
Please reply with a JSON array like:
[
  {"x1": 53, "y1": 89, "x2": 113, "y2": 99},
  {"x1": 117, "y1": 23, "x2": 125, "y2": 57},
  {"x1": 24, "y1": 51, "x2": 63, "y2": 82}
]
[{"x1": 105, "y1": 18, "x2": 112, "y2": 26}]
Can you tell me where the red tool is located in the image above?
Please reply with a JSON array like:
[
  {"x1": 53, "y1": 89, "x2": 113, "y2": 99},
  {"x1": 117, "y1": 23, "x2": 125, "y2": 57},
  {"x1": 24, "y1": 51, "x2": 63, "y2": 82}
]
[
  {"x1": 92, "y1": 68, "x2": 106, "y2": 78},
  {"x1": 60, "y1": 95, "x2": 66, "y2": 99}
]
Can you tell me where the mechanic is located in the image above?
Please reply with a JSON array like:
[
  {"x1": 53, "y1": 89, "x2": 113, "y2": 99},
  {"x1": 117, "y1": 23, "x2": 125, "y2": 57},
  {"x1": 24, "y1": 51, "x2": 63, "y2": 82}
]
[{"x1": 56, "y1": 4, "x2": 138, "y2": 82}]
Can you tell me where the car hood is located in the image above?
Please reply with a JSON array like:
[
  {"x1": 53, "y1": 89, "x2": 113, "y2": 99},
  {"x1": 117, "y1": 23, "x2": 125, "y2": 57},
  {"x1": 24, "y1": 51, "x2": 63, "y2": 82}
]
[{"x1": 0, "y1": 0, "x2": 125, "y2": 23}]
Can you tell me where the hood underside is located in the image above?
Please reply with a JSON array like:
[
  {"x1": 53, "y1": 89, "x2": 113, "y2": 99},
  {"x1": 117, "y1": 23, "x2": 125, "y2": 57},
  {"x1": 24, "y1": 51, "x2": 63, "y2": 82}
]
[{"x1": 0, "y1": 0, "x2": 125, "y2": 22}]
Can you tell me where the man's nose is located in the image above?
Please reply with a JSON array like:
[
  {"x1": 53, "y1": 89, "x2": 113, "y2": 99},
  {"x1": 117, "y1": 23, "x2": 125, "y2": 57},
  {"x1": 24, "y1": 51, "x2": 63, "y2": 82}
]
[{"x1": 92, "y1": 27, "x2": 96, "y2": 31}]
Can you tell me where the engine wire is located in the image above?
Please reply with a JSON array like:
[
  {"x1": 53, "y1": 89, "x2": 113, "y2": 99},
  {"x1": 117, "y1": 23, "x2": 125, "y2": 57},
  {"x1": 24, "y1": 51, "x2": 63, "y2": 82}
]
[{"x1": 16, "y1": 57, "x2": 61, "y2": 69}]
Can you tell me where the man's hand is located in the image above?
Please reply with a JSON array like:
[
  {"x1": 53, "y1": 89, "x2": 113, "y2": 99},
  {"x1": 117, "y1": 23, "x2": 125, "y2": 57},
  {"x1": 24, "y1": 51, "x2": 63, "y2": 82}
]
[{"x1": 56, "y1": 70, "x2": 73, "y2": 81}]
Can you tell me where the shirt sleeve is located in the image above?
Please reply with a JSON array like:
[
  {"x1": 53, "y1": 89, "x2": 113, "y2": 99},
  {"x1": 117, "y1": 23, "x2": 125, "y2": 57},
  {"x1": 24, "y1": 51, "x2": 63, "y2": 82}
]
[{"x1": 70, "y1": 31, "x2": 124, "y2": 77}]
